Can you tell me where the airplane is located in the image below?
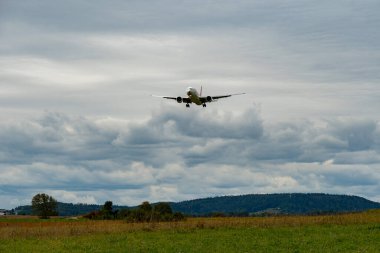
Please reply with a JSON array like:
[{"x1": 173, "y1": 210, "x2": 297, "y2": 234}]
[{"x1": 152, "y1": 87, "x2": 245, "y2": 108}]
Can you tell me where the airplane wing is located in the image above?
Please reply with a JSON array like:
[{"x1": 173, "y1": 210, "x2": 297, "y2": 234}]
[
  {"x1": 200, "y1": 93, "x2": 246, "y2": 103},
  {"x1": 151, "y1": 95, "x2": 192, "y2": 103}
]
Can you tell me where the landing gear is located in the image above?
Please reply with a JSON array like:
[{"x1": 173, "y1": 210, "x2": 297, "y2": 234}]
[
  {"x1": 202, "y1": 103, "x2": 207, "y2": 108},
  {"x1": 186, "y1": 103, "x2": 190, "y2": 108}
]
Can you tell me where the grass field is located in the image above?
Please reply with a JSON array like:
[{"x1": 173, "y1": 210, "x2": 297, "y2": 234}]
[{"x1": 1, "y1": 210, "x2": 379, "y2": 252}]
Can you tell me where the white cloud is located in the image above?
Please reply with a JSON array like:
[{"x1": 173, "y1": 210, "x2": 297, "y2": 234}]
[
  {"x1": 1, "y1": 108, "x2": 379, "y2": 208},
  {"x1": 48, "y1": 191, "x2": 98, "y2": 205}
]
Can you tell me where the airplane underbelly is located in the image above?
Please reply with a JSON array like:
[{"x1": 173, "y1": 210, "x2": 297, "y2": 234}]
[{"x1": 191, "y1": 96, "x2": 202, "y2": 105}]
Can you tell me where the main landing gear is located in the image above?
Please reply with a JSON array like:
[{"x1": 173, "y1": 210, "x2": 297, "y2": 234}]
[{"x1": 185, "y1": 103, "x2": 206, "y2": 108}]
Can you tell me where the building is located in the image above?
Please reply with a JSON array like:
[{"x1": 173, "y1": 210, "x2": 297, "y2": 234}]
[{"x1": 0, "y1": 209, "x2": 13, "y2": 215}]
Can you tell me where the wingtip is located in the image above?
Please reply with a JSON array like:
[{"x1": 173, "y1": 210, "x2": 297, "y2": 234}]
[{"x1": 233, "y1": 92, "x2": 246, "y2": 96}]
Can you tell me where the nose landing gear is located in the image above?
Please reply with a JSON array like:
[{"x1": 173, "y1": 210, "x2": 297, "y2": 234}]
[{"x1": 202, "y1": 103, "x2": 207, "y2": 107}]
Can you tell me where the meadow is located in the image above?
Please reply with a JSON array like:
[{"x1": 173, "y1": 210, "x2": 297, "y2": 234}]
[{"x1": 0, "y1": 210, "x2": 379, "y2": 252}]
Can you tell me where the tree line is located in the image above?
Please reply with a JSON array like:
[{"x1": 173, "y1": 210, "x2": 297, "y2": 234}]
[
  {"x1": 83, "y1": 201, "x2": 185, "y2": 222},
  {"x1": 30, "y1": 193, "x2": 184, "y2": 222},
  {"x1": 29, "y1": 193, "x2": 380, "y2": 219}
]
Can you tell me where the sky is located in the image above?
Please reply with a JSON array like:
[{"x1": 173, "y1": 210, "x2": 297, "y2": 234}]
[{"x1": 0, "y1": 0, "x2": 379, "y2": 209}]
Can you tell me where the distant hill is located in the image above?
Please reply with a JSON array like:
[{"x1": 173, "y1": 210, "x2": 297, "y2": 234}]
[
  {"x1": 171, "y1": 193, "x2": 380, "y2": 215},
  {"x1": 14, "y1": 193, "x2": 380, "y2": 216},
  {"x1": 15, "y1": 203, "x2": 129, "y2": 216}
]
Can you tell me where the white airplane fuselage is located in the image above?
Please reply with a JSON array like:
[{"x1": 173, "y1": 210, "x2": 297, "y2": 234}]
[{"x1": 186, "y1": 87, "x2": 203, "y2": 105}]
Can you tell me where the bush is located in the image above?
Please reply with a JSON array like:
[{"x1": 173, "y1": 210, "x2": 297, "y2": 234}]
[{"x1": 84, "y1": 201, "x2": 185, "y2": 222}]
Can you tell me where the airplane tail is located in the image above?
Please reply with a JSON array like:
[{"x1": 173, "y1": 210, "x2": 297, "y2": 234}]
[{"x1": 200, "y1": 86, "x2": 203, "y2": 96}]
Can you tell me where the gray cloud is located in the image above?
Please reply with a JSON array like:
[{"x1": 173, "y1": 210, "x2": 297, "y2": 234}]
[
  {"x1": 2, "y1": 1, "x2": 380, "y2": 84},
  {"x1": 0, "y1": 108, "x2": 379, "y2": 208}
]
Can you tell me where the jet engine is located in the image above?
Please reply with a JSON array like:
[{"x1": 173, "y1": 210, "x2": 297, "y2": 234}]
[
  {"x1": 176, "y1": 97, "x2": 183, "y2": 103},
  {"x1": 206, "y1": 96, "x2": 212, "y2": 102}
]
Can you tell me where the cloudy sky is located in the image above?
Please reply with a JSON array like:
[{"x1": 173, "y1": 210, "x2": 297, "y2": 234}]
[{"x1": 1, "y1": 0, "x2": 380, "y2": 209}]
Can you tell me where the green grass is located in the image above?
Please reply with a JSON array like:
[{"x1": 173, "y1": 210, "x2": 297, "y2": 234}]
[
  {"x1": 1, "y1": 211, "x2": 379, "y2": 252},
  {"x1": 1, "y1": 224, "x2": 379, "y2": 253}
]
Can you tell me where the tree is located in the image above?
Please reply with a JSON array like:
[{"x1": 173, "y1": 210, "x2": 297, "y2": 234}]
[
  {"x1": 102, "y1": 201, "x2": 113, "y2": 213},
  {"x1": 153, "y1": 202, "x2": 173, "y2": 221},
  {"x1": 138, "y1": 201, "x2": 153, "y2": 221},
  {"x1": 101, "y1": 201, "x2": 115, "y2": 219},
  {"x1": 139, "y1": 201, "x2": 152, "y2": 213},
  {"x1": 31, "y1": 193, "x2": 58, "y2": 219},
  {"x1": 154, "y1": 202, "x2": 172, "y2": 215}
]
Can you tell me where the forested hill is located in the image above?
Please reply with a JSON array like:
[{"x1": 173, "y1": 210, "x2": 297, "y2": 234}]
[
  {"x1": 14, "y1": 193, "x2": 380, "y2": 216},
  {"x1": 170, "y1": 193, "x2": 380, "y2": 215},
  {"x1": 15, "y1": 203, "x2": 129, "y2": 216}
]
